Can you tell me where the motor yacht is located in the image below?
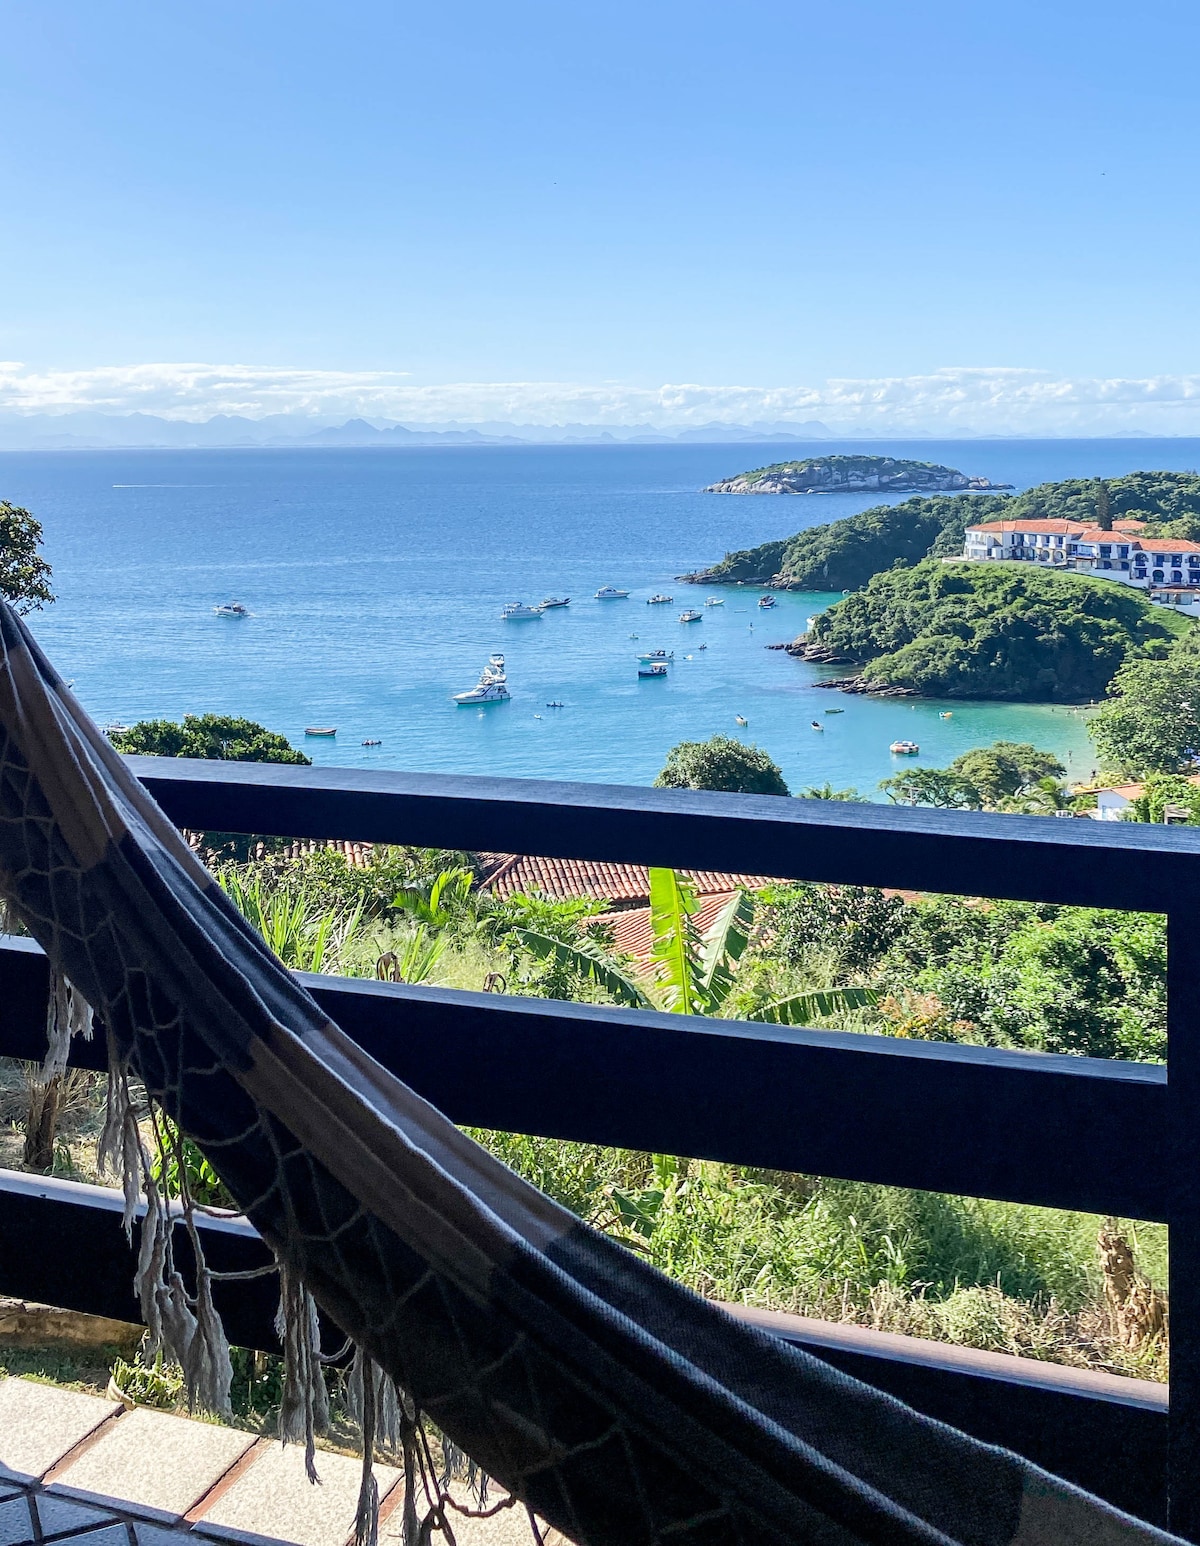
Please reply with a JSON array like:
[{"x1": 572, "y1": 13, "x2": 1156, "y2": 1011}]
[
  {"x1": 638, "y1": 649, "x2": 673, "y2": 662},
  {"x1": 214, "y1": 602, "x2": 250, "y2": 617},
  {"x1": 541, "y1": 597, "x2": 570, "y2": 608},
  {"x1": 646, "y1": 594, "x2": 673, "y2": 605},
  {"x1": 595, "y1": 585, "x2": 630, "y2": 599},
  {"x1": 889, "y1": 740, "x2": 920, "y2": 755},
  {"x1": 758, "y1": 595, "x2": 777, "y2": 609},
  {"x1": 454, "y1": 654, "x2": 511, "y2": 704},
  {"x1": 501, "y1": 602, "x2": 543, "y2": 620},
  {"x1": 638, "y1": 662, "x2": 669, "y2": 678},
  {"x1": 678, "y1": 609, "x2": 702, "y2": 623},
  {"x1": 705, "y1": 596, "x2": 725, "y2": 607}
]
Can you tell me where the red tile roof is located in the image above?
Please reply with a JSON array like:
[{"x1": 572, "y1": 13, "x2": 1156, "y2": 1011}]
[
  {"x1": 598, "y1": 892, "x2": 745, "y2": 963},
  {"x1": 475, "y1": 853, "x2": 779, "y2": 905},
  {"x1": 967, "y1": 519, "x2": 1085, "y2": 535}
]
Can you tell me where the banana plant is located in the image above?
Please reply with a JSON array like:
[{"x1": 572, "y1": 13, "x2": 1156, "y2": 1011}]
[
  {"x1": 392, "y1": 865, "x2": 476, "y2": 929},
  {"x1": 515, "y1": 867, "x2": 879, "y2": 1024}
]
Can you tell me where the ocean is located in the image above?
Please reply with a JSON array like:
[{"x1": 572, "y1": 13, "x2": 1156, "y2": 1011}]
[{"x1": 7, "y1": 437, "x2": 1198, "y2": 796}]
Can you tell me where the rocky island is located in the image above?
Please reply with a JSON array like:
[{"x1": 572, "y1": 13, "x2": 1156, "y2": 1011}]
[{"x1": 704, "y1": 454, "x2": 1010, "y2": 496}]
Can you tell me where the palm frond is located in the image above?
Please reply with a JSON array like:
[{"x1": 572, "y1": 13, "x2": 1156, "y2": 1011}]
[
  {"x1": 513, "y1": 928, "x2": 654, "y2": 1009},
  {"x1": 749, "y1": 986, "x2": 881, "y2": 1025}
]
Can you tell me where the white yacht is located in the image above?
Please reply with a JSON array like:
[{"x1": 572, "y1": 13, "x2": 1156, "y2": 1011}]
[
  {"x1": 214, "y1": 601, "x2": 250, "y2": 617},
  {"x1": 678, "y1": 609, "x2": 702, "y2": 623},
  {"x1": 595, "y1": 585, "x2": 630, "y2": 599},
  {"x1": 501, "y1": 602, "x2": 543, "y2": 620},
  {"x1": 638, "y1": 650, "x2": 673, "y2": 663},
  {"x1": 455, "y1": 654, "x2": 511, "y2": 704},
  {"x1": 704, "y1": 596, "x2": 725, "y2": 607},
  {"x1": 758, "y1": 595, "x2": 777, "y2": 609},
  {"x1": 540, "y1": 596, "x2": 570, "y2": 609},
  {"x1": 646, "y1": 593, "x2": 673, "y2": 605}
]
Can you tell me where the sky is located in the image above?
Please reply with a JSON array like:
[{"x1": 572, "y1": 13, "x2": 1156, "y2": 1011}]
[{"x1": 2, "y1": 1, "x2": 1200, "y2": 433}]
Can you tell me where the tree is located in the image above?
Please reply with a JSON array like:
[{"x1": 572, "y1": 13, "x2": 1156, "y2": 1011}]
[
  {"x1": 1095, "y1": 479, "x2": 1113, "y2": 531},
  {"x1": 797, "y1": 782, "x2": 868, "y2": 801},
  {"x1": 1089, "y1": 655, "x2": 1200, "y2": 776},
  {"x1": 655, "y1": 734, "x2": 789, "y2": 795},
  {"x1": 516, "y1": 867, "x2": 876, "y2": 1023},
  {"x1": 0, "y1": 501, "x2": 54, "y2": 614},
  {"x1": 1126, "y1": 774, "x2": 1200, "y2": 825},
  {"x1": 879, "y1": 767, "x2": 980, "y2": 808},
  {"x1": 111, "y1": 713, "x2": 311, "y2": 765},
  {"x1": 950, "y1": 742, "x2": 1064, "y2": 807}
]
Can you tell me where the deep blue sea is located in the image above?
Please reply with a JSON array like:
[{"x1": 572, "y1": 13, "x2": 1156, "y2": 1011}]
[{"x1": 6, "y1": 438, "x2": 1199, "y2": 795}]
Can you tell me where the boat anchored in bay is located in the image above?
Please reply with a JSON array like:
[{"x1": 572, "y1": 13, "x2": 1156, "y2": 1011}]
[
  {"x1": 501, "y1": 602, "x2": 543, "y2": 620},
  {"x1": 595, "y1": 584, "x2": 630, "y2": 599},
  {"x1": 454, "y1": 654, "x2": 510, "y2": 704}
]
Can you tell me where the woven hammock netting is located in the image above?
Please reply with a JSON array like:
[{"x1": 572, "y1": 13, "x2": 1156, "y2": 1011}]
[{"x1": 0, "y1": 601, "x2": 1183, "y2": 1546}]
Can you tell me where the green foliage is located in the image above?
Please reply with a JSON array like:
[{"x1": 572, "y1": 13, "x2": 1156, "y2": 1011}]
[
  {"x1": 767, "y1": 884, "x2": 911, "y2": 975},
  {"x1": 112, "y1": 712, "x2": 310, "y2": 765},
  {"x1": 392, "y1": 866, "x2": 476, "y2": 929},
  {"x1": 655, "y1": 733, "x2": 790, "y2": 795},
  {"x1": 109, "y1": 1348, "x2": 185, "y2": 1409},
  {"x1": 218, "y1": 871, "x2": 362, "y2": 973},
  {"x1": 881, "y1": 741, "x2": 1065, "y2": 810},
  {"x1": 1089, "y1": 647, "x2": 1200, "y2": 775},
  {"x1": 797, "y1": 782, "x2": 868, "y2": 801},
  {"x1": 811, "y1": 561, "x2": 1178, "y2": 701},
  {"x1": 0, "y1": 502, "x2": 54, "y2": 614},
  {"x1": 1126, "y1": 773, "x2": 1200, "y2": 825},
  {"x1": 151, "y1": 1122, "x2": 235, "y2": 1208}
]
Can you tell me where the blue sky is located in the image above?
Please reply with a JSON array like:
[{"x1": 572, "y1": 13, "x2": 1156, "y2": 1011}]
[{"x1": 2, "y1": 1, "x2": 1200, "y2": 430}]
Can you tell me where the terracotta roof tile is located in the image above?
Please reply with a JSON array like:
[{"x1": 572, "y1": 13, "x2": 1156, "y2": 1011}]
[
  {"x1": 475, "y1": 853, "x2": 779, "y2": 905},
  {"x1": 598, "y1": 893, "x2": 745, "y2": 963}
]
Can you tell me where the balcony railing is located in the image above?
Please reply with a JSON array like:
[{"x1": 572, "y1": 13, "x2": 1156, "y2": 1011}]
[{"x1": 1, "y1": 756, "x2": 1198, "y2": 1537}]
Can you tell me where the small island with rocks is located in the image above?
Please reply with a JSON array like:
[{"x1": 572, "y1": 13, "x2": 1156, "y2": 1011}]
[{"x1": 704, "y1": 453, "x2": 1010, "y2": 496}]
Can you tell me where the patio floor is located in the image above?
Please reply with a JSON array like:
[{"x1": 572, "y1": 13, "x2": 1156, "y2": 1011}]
[{"x1": 0, "y1": 1377, "x2": 549, "y2": 1546}]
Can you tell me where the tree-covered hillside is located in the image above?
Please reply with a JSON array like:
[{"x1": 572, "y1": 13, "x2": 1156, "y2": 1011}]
[
  {"x1": 687, "y1": 469, "x2": 1200, "y2": 591},
  {"x1": 808, "y1": 561, "x2": 1186, "y2": 701}
]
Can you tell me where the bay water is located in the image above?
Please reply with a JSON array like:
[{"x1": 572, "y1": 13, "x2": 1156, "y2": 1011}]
[{"x1": 8, "y1": 437, "x2": 1199, "y2": 796}]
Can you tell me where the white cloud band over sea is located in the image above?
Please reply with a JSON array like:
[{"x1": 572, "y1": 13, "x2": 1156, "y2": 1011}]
[{"x1": 4, "y1": 362, "x2": 1200, "y2": 436}]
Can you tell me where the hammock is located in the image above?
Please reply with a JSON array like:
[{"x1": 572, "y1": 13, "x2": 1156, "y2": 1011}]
[{"x1": 0, "y1": 600, "x2": 1182, "y2": 1546}]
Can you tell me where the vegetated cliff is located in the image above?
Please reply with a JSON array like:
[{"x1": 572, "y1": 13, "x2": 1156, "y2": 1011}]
[
  {"x1": 704, "y1": 454, "x2": 1008, "y2": 496},
  {"x1": 686, "y1": 494, "x2": 1008, "y2": 589},
  {"x1": 791, "y1": 560, "x2": 1186, "y2": 702},
  {"x1": 685, "y1": 469, "x2": 1200, "y2": 591}
]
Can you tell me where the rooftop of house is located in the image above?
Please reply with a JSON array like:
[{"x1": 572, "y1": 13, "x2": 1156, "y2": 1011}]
[{"x1": 474, "y1": 853, "x2": 779, "y2": 906}]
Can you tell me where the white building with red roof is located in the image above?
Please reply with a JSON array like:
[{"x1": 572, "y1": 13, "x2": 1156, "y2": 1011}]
[{"x1": 961, "y1": 515, "x2": 1200, "y2": 612}]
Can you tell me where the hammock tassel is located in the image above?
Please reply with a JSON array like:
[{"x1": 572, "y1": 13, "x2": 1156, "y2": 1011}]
[
  {"x1": 275, "y1": 1265, "x2": 330, "y2": 1482},
  {"x1": 43, "y1": 968, "x2": 93, "y2": 1081}
]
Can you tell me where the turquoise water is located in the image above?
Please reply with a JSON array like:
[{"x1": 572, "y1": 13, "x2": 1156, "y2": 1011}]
[{"x1": 7, "y1": 438, "x2": 1197, "y2": 795}]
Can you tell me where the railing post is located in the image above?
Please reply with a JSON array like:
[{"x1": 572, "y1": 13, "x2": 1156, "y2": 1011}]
[{"x1": 1170, "y1": 903, "x2": 1200, "y2": 1540}]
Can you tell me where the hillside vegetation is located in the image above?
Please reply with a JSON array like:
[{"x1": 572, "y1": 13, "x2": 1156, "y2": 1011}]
[
  {"x1": 688, "y1": 469, "x2": 1200, "y2": 591},
  {"x1": 703, "y1": 454, "x2": 1002, "y2": 496},
  {"x1": 807, "y1": 561, "x2": 1187, "y2": 701}
]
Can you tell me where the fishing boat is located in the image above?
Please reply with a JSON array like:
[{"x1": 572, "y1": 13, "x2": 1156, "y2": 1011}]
[
  {"x1": 698, "y1": 643, "x2": 707, "y2": 650},
  {"x1": 705, "y1": 597, "x2": 725, "y2": 607},
  {"x1": 889, "y1": 740, "x2": 920, "y2": 755},
  {"x1": 678, "y1": 609, "x2": 702, "y2": 623},
  {"x1": 824, "y1": 708, "x2": 844, "y2": 714},
  {"x1": 595, "y1": 584, "x2": 630, "y2": 599},
  {"x1": 638, "y1": 662, "x2": 669, "y2": 679},
  {"x1": 361, "y1": 738, "x2": 382, "y2": 746},
  {"x1": 735, "y1": 715, "x2": 748, "y2": 727},
  {"x1": 647, "y1": 593, "x2": 673, "y2": 605},
  {"x1": 638, "y1": 649, "x2": 673, "y2": 662},
  {"x1": 305, "y1": 726, "x2": 337, "y2": 737},
  {"x1": 541, "y1": 597, "x2": 570, "y2": 608},
  {"x1": 214, "y1": 601, "x2": 250, "y2": 617},
  {"x1": 758, "y1": 595, "x2": 777, "y2": 609},
  {"x1": 454, "y1": 654, "x2": 510, "y2": 704},
  {"x1": 811, "y1": 721, "x2": 823, "y2": 731},
  {"x1": 501, "y1": 601, "x2": 543, "y2": 620}
]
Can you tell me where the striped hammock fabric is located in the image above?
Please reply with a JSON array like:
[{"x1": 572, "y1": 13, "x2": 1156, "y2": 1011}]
[{"x1": 0, "y1": 600, "x2": 1182, "y2": 1546}]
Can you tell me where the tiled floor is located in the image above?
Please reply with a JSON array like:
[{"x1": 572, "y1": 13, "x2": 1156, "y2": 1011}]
[{"x1": 0, "y1": 1378, "x2": 548, "y2": 1546}]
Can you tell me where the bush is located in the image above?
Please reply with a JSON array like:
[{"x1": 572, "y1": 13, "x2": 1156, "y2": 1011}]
[{"x1": 655, "y1": 734, "x2": 790, "y2": 795}]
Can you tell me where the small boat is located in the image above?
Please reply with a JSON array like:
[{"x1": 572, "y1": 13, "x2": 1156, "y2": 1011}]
[
  {"x1": 501, "y1": 601, "x2": 543, "y2": 620},
  {"x1": 595, "y1": 585, "x2": 630, "y2": 599},
  {"x1": 889, "y1": 740, "x2": 920, "y2": 755},
  {"x1": 811, "y1": 721, "x2": 824, "y2": 731},
  {"x1": 546, "y1": 700, "x2": 565, "y2": 708},
  {"x1": 698, "y1": 643, "x2": 707, "y2": 650},
  {"x1": 305, "y1": 726, "x2": 337, "y2": 737},
  {"x1": 939, "y1": 712, "x2": 953, "y2": 719},
  {"x1": 758, "y1": 595, "x2": 777, "y2": 609},
  {"x1": 638, "y1": 650, "x2": 673, "y2": 662},
  {"x1": 455, "y1": 654, "x2": 510, "y2": 704},
  {"x1": 104, "y1": 721, "x2": 130, "y2": 737},
  {"x1": 214, "y1": 601, "x2": 249, "y2": 617},
  {"x1": 638, "y1": 662, "x2": 669, "y2": 679},
  {"x1": 647, "y1": 594, "x2": 674, "y2": 605},
  {"x1": 735, "y1": 715, "x2": 748, "y2": 727},
  {"x1": 361, "y1": 738, "x2": 382, "y2": 746},
  {"x1": 678, "y1": 609, "x2": 702, "y2": 623},
  {"x1": 705, "y1": 597, "x2": 725, "y2": 607},
  {"x1": 824, "y1": 708, "x2": 844, "y2": 714},
  {"x1": 541, "y1": 596, "x2": 570, "y2": 608}
]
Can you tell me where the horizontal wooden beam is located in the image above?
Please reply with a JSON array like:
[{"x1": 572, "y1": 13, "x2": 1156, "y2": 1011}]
[
  {"x1": 0, "y1": 1169, "x2": 1166, "y2": 1525},
  {"x1": 127, "y1": 756, "x2": 1200, "y2": 912},
  {"x1": 0, "y1": 936, "x2": 1167, "y2": 1219}
]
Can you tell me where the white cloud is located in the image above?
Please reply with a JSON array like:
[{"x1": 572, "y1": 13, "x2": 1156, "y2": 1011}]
[{"x1": 3, "y1": 362, "x2": 1200, "y2": 434}]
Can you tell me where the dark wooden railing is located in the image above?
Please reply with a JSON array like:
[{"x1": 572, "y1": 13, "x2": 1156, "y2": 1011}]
[{"x1": 0, "y1": 756, "x2": 1197, "y2": 1535}]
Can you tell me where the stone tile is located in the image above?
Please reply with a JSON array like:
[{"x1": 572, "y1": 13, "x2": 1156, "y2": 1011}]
[
  {"x1": 0, "y1": 1494, "x2": 37, "y2": 1546},
  {"x1": 128, "y1": 1525, "x2": 192, "y2": 1546},
  {"x1": 52, "y1": 1411, "x2": 255, "y2": 1522},
  {"x1": 0, "y1": 1379, "x2": 120, "y2": 1483},
  {"x1": 54, "y1": 1529, "x2": 131, "y2": 1546},
  {"x1": 32, "y1": 1493, "x2": 126, "y2": 1541},
  {"x1": 193, "y1": 1443, "x2": 399, "y2": 1546}
]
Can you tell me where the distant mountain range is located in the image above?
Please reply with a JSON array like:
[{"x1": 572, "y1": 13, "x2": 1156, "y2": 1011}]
[{"x1": 0, "y1": 411, "x2": 839, "y2": 451}]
